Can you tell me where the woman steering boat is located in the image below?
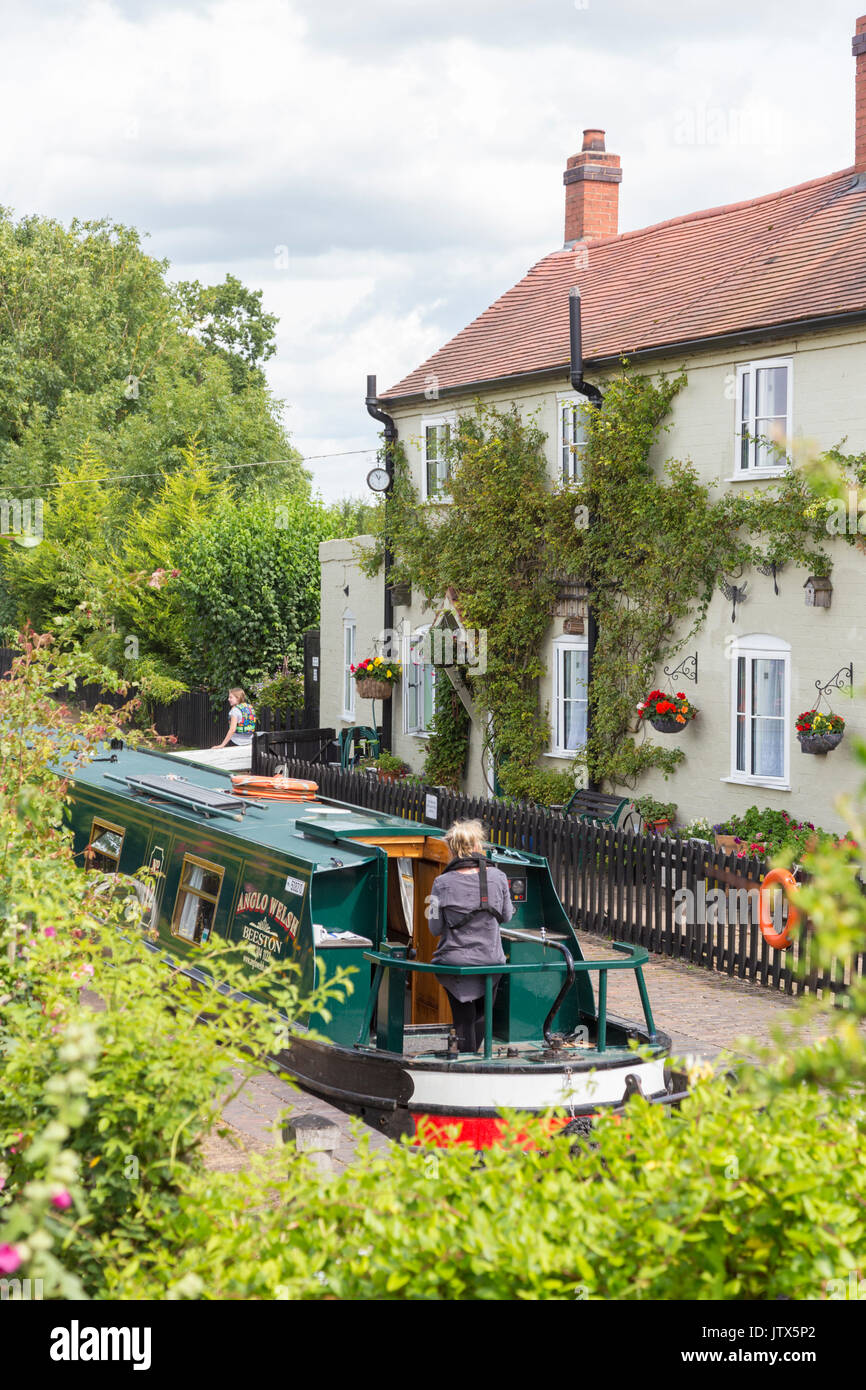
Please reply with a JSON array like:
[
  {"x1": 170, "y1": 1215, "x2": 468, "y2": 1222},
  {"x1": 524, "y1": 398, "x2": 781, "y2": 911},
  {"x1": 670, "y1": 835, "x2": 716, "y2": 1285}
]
[{"x1": 429, "y1": 820, "x2": 512, "y2": 1053}]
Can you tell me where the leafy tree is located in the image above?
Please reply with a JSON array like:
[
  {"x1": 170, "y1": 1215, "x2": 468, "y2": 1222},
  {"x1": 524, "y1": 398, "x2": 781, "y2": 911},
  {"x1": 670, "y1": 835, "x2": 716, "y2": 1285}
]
[
  {"x1": 176, "y1": 273, "x2": 278, "y2": 391},
  {"x1": 0, "y1": 210, "x2": 306, "y2": 503},
  {"x1": 175, "y1": 492, "x2": 344, "y2": 692}
]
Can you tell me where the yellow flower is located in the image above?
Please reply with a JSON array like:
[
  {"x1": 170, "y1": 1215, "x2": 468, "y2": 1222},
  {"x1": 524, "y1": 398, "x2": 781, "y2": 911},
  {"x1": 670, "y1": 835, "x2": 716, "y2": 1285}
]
[
  {"x1": 386, "y1": 670, "x2": 392, "y2": 678},
  {"x1": 374, "y1": 657, "x2": 382, "y2": 665}
]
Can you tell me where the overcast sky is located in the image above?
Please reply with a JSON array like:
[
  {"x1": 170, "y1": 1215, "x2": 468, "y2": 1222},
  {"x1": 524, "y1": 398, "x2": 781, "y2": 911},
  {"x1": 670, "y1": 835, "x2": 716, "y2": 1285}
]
[{"x1": 2, "y1": 0, "x2": 862, "y2": 499}]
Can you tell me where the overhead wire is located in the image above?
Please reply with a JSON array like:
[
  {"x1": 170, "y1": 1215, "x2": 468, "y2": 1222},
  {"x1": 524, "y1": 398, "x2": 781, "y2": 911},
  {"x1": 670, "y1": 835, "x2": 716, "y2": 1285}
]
[{"x1": 7, "y1": 447, "x2": 380, "y2": 490}]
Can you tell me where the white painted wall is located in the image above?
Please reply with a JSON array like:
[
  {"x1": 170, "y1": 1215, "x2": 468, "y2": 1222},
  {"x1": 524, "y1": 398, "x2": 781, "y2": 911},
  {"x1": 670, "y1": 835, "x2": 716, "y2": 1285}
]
[{"x1": 321, "y1": 323, "x2": 866, "y2": 829}]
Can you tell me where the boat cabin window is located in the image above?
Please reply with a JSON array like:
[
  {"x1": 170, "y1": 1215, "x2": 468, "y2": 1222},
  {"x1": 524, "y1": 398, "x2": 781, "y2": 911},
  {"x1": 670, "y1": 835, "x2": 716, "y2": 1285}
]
[
  {"x1": 87, "y1": 819, "x2": 125, "y2": 873},
  {"x1": 171, "y1": 855, "x2": 224, "y2": 946}
]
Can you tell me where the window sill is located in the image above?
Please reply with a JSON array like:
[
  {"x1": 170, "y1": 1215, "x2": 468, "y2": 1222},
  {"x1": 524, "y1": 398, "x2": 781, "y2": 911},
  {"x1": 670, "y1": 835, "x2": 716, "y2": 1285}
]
[
  {"x1": 725, "y1": 470, "x2": 788, "y2": 483},
  {"x1": 721, "y1": 776, "x2": 791, "y2": 792},
  {"x1": 545, "y1": 749, "x2": 585, "y2": 760}
]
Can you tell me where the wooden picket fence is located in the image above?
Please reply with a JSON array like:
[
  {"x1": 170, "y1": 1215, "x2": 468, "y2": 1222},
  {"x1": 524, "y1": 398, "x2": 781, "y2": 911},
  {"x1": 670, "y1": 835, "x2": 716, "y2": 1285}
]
[{"x1": 257, "y1": 755, "x2": 865, "y2": 1000}]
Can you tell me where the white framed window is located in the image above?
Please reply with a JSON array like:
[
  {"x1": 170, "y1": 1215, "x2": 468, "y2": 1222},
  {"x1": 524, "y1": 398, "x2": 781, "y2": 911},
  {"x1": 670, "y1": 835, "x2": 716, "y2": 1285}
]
[
  {"x1": 734, "y1": 357, "x2": 793, "y2": 475},
  {"x1": 342, "y1": 614, "x2": 356, "y2": 720},
  {"x1": 403, "y1": 628, "x2": 436, "y2": 736},
  {"x1": 557, "y1": 392, "x2": 589, "y2": 483},
  {"x1": 728, "y1": 634, "x2": 790, "y2": 788},
  {"x1": 421, "y1": 412, "x2": 456, "y2": 500},
  {"x1": 551, "y1": 636, "x2": 589, "y2": 757},
  {"x1": 171, "y1": 855, "x2": 224, "y2": 947}
]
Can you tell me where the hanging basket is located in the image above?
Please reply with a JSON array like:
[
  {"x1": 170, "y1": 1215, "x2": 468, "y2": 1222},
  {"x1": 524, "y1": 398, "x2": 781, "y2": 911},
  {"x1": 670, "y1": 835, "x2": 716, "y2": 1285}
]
[
  {"x1": 650, "y1": 716, "x2": 686, "y2": 734},
  {"x1": 798, "y1": 731, "x2": 843, "y2": 755},
  {"x1": 356, "y1": 677, "x2": 393, "y2": 700}
]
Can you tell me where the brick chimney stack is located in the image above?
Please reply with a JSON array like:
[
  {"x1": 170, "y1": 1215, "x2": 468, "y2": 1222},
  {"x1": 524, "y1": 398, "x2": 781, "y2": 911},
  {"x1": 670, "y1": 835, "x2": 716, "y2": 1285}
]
[
  {"x1": 854, "y1": 16, "x2": 866, "y2": 169},
  {"x1": 563, "y1": 129, "x2": 622, "y2": 246}
]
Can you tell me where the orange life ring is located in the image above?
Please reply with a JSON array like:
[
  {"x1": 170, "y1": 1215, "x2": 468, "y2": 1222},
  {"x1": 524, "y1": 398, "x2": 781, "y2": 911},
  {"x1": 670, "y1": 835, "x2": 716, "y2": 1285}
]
[
  {"x1": 759, "y1": 867, "x2": 799, "y2": 949},
  {"x1": 230, "y1": 775, "x2": 318, "y2": 801}
]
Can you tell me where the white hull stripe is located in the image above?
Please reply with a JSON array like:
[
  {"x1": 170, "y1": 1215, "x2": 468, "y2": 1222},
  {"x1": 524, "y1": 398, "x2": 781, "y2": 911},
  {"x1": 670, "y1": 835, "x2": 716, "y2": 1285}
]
[{"x1": 407, "y1": 1058, "x2": 667, "y2": 1111}]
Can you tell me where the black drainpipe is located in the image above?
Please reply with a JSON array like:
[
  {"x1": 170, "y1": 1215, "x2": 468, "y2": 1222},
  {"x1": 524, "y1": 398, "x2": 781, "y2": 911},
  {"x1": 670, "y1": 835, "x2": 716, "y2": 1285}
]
[
  {"x1": 365, "y1": 374, "x2": 397, "y2": 752},
  {"x1": 568, "y1": 288, "x2": 602, "y2": 791}
]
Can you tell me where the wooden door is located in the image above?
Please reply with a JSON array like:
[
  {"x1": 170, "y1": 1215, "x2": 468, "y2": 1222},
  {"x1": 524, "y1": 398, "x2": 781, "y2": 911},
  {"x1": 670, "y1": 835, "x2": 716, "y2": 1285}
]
[{"x1": 411, "y1": 846, "x2": 452, "y2": 1026}]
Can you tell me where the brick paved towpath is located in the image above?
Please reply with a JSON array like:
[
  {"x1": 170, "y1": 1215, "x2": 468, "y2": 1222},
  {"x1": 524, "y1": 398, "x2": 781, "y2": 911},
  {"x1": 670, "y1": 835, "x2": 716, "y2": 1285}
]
[
  {"x1": 579, "y1": 931, "x2": 822, "y2": 1063},
  {"x1": 206, "y1": 937, "x2": 821, "y2": 1171}
]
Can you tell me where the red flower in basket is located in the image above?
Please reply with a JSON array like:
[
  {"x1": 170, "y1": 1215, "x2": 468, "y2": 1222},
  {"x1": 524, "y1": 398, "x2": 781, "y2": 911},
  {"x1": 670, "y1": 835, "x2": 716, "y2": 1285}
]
[{"x1": 639, "y1": 688, "x2": 699, "y2": 727}]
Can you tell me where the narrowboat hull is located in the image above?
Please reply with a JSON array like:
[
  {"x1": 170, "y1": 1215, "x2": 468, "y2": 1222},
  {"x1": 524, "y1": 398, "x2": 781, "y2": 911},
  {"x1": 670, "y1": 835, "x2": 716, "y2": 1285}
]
[
  {"x1": 277, "y1": 1025, "x2": 672, "y2": 1143},
  {"x1": 63, "y1": 744, "x2": 675, "y2": 1145}
]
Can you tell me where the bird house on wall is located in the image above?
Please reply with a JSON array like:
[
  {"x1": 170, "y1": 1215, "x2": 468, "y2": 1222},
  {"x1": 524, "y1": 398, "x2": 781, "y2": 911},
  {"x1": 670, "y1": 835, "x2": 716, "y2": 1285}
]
[{"x1": 804, "y1": 576, "x2": 833, "y2": 609}]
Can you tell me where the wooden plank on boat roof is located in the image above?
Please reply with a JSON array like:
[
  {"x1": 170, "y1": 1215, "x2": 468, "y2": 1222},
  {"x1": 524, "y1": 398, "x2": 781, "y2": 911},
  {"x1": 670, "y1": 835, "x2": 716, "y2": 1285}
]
[
  {"x1": 423, "y1": 836, "x2": 451, "y2": 864},
  {"x1": 352, "y1": 835, "x2": 427, "y2": 858}
]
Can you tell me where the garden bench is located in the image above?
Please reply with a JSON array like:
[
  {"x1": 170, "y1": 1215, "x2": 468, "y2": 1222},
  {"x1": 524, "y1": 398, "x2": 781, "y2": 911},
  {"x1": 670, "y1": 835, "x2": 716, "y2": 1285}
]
[{"x1": 562, "y1": 788, "x2": 633, "y2": 828}]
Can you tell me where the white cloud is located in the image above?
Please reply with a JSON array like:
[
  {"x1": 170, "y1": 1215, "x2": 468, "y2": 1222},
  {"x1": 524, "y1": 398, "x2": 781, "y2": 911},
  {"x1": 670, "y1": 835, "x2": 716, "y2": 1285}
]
[{"x1": 0, "y1": 0, "x2": 861, "y2": 498}]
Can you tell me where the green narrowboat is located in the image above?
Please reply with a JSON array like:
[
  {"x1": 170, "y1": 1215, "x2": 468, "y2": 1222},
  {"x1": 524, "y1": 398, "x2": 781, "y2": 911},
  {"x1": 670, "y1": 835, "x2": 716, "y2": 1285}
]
[{"x1": 64, "y1": 743, "x2": 674, "y2": 1147}]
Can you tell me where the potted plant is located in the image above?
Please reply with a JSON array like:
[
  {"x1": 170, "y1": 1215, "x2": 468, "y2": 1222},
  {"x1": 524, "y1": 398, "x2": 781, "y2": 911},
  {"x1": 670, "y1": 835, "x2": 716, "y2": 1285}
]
[
  {"x1": 364, "y1": 750, "x2": 410, "y2": 783},
  {"x1": 796, "y1": 709, "x2": 845, "y2": 754},
  {"x1": 637, "y1": 689, "x2": 698, "y2": 734},
  {"x1": 635, "y1": 795, "x2": 677, "y2": 835},
  {"x1": 351, "y1": 656, "x2": 402, "y2": 700}
]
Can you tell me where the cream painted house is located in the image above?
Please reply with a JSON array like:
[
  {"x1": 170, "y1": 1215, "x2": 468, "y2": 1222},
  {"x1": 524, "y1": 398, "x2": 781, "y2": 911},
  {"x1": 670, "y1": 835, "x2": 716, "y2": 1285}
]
[{"x1": 320, "y1": 18, "x2": 866, "y2": 832}]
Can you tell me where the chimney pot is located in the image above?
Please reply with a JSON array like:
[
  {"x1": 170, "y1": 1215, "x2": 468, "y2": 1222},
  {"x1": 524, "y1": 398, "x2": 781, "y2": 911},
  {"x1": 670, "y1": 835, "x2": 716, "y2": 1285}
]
[{"x1": 563, "y1": 128, "x2": 622, "y2": 246}]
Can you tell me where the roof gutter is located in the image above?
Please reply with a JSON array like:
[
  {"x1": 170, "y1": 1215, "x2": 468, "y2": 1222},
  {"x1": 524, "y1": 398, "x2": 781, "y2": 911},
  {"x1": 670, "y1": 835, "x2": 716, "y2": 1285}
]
[
  {"x1": 380, "y1": 306, "x2": 866, "y2": 406},
  {"x1": 365, "y1": 374, "x2": 398, "y2": 753}
]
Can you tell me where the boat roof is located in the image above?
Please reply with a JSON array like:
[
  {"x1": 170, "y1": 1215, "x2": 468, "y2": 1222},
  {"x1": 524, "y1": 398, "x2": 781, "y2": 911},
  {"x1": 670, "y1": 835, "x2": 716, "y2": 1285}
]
[{"x1": 66, "y1": 743, "x2": 446, "y2": 867}]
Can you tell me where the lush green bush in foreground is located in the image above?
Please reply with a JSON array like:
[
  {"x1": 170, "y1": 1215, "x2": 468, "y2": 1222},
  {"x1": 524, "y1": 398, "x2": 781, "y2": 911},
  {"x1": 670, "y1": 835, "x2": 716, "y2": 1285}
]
[{"x1": 1, "y1": 638, "x2": 865, "y2": 1299}]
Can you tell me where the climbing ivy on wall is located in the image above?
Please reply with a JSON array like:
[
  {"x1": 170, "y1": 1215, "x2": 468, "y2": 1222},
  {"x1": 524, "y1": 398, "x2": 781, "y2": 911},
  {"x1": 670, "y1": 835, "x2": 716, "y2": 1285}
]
[
  {"x1": 363, "y1": 367, "x2": 838, "y2": 796},
  {"x1": 362, "y1": 406, "x2": 558, "y2": 797},
  {"x1": 421, "y1": 670, "x2": 471, "y2": 790},
  {"x1": 549, "y1": 368, "x2": 832, "y2": 786}
]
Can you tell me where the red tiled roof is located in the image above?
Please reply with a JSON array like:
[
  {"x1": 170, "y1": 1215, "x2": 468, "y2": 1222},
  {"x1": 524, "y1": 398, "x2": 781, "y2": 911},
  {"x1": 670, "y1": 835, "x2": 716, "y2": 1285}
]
[{"x1": 382, "y1": 167, "x2": 866, "y2": 400}]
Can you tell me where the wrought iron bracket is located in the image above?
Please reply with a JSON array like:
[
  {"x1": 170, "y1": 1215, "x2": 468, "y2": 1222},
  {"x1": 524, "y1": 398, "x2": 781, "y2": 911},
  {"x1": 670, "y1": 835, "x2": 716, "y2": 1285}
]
[
  {"x1": 663, "y1": 652, "x2": 698, "y2": 684},
  {"x1": 814, "y1": 664, "x2": 853, "y2": 705}
]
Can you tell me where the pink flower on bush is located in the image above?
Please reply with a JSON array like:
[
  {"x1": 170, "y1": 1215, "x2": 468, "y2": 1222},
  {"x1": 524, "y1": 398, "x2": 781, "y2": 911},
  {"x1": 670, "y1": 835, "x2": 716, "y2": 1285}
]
[
  {"x1": 0, "y1": 1245, "x2": 21, "y2": 1274},
  {"x1": 43, "y1": 926, "x2": 56, "y2": 938},
  {"x1": 51, "y1": 1190, "x2": 72, "y2": 1211}
]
